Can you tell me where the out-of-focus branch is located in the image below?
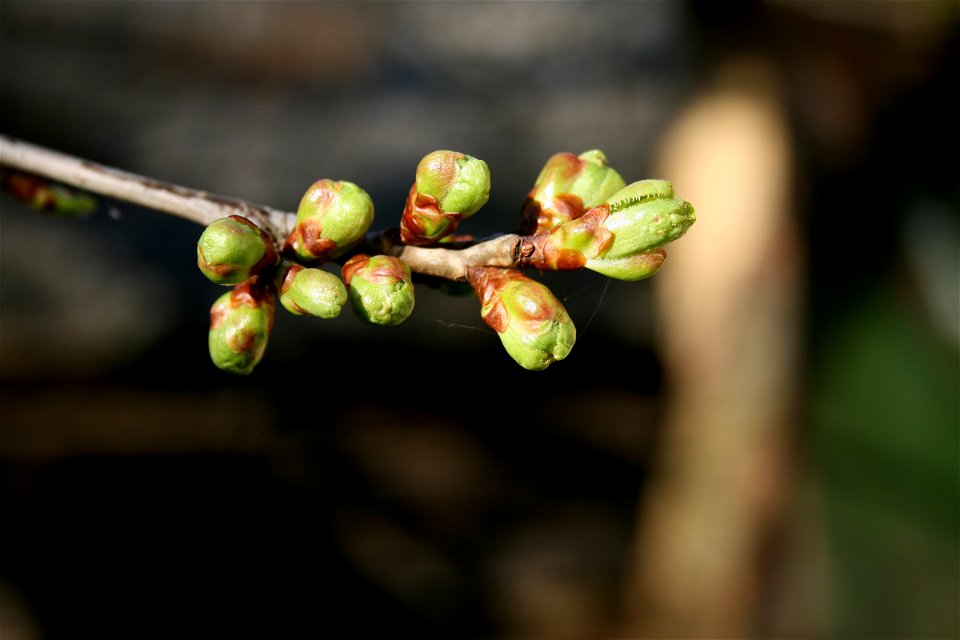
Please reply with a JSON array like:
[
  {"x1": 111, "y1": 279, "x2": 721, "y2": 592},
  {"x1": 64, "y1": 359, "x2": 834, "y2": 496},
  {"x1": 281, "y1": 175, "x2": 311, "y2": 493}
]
[
  {"x1": 0, "y1": 134, "x2": 531, "y2": 282},
  {"x1": 0, "y1": 134, "x2": 295, "y2": 242}
]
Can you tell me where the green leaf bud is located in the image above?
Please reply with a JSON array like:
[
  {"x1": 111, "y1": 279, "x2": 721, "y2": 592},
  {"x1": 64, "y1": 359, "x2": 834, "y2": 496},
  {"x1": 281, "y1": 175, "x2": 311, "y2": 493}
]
[
  {"x1": 584, "y1": 248, "x2": 666, "y2": 281},
  {"x1": 519, "y1": 149, "x2": 626, "y2": 234},
  {"x1": 400, "y1": 150, "x2": 491, "y2": 245},
  {"x1": 341, "y1": 254, "x2": 415, "y2": 326},
  {"x1": 600, "y1": 184, "x2": 695, "y2": 259},
  {"x1": 197, "y1": 215, "x2": 280, "y2": 286},
  {"x1": 287, "y1": 179, "x2": 375, "y2": 262},
  {"x1": 524, "y1": 179, "x2": 694, "y2": 279},
  {"x1": 277, "y1": 263, "x2": 348, "y2": 318},
  {"x1": 208, "y1": 278, "x2": 275, "y2": 375},
  {"x1": 467, "y1": 267, "x2": 576, "y2": 371}
]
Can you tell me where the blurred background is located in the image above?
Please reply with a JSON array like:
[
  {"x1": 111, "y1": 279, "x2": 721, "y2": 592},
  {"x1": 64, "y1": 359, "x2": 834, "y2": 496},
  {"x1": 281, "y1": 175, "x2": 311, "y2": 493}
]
[{"x1": 1, "y1": 1, "x2": 957, "y2": 638}]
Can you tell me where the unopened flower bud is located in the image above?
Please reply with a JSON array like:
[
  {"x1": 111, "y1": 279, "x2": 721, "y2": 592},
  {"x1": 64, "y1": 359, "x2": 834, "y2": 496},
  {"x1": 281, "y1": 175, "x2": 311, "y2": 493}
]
[
  {"x1": 524, "y1": 179, "x2": 695, "y2": 281},
  {"x1": 400, "y1": 150, "x2": 490, "y2": 245},
  {"x1": 342, "y1": 254, "x2": 415, "y2": 326},
  {"x1": 287, "y1": 179, "x2": 375, "y2": 262},
  {"x1": 208, "y1": 278, "x2": 275, "y2": 375},
  {"x1": 277, "y1": 262, "x2": 347, "y2": 318},
  {"x1": 467, "y1": 267, "x2": 576, "y2": 371},
  {"x1": 197, "y1": 215, "x2": 279, "y2": 285},
  {"x1": 519, "y1": 149, "x2": 626, "y2": 234}
]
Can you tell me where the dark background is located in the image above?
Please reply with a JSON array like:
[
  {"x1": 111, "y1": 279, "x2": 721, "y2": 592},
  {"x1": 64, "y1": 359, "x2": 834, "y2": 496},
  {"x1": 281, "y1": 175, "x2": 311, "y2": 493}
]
[{"x1": 1, "y1": 2, "x2": 957, "y2": 638}]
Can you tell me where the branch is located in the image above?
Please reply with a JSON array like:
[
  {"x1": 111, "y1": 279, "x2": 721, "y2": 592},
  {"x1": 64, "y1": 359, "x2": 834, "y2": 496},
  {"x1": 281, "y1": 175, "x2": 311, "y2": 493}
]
[
  {"x1": 0, "y1": 134, "x2": 294, "y2": 243},
  {"x1": 393, "y1": 234, "x2": 525, "y2": 281},
  {"x1": 0, "y1": 134, "x2": 528, "y2": 281}
]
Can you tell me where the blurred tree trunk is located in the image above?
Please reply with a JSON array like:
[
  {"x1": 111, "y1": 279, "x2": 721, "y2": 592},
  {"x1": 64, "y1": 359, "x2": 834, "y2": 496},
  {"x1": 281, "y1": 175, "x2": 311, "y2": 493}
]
[{"x1": 622, "y1": 58, "x2": 805, "y2": 638}]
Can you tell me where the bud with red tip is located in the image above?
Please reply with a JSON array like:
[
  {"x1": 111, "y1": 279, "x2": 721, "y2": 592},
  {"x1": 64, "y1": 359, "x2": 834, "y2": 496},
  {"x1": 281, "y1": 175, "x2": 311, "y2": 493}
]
[
  {"x1": 519, "y1": 149, "x2": 626, "y2": 234},
  {"x1": 341, "y1": 254, "x2": 415, "y2": 326},
  {"x1": 287, "y1": 179, "x2": 375, "y2": 262},
  {"x1": 208, "y1": 277, "x2": 275, "y2": 374},
  {"x1": 523, "y1": 179, "x2": 695, "y2": 281},
  {"x1": 400, "y1": 150, "x2": 490, "y2": 245},
  {"x1": 467, "y1": 267, "x2": 576, "y2": 371}
]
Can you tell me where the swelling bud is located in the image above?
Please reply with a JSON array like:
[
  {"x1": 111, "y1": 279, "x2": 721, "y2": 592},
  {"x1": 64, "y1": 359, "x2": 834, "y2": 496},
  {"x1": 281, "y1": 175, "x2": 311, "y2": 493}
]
[
  {"x1": 520, "y1": 149, "x2": 626, "y2": 234},
  {"x1": 208, "y1": 278, "x2": 275, "y2": 375},
  {"x1": 524, "y1": 179, "x2": 695, "y2": 281},
  {"x1": 277, "y1": 263, "x2": 348, "y2": 319},
  {"x1": 197, "y1": 215, "x2": 279, "y2": 285},
  {"x1": 467, "y1": 267, "x2": 576, "y2": 371},
  {"x1": 599, "y1": 180, "x2": 695, "y2": 260},
  {"x1": 288, "y1": 179, "x2": 375, "y2": 262},
  {"x1": 400, "y1": 150, "x2": 490, "y2": 245},
  {"x1": 342, "y1": 254, "x2": 415, "y2": 326}
]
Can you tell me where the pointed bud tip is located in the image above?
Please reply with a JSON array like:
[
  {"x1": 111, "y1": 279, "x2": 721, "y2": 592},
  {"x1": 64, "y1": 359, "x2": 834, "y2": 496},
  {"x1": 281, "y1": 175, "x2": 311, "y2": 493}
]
[
  {"x1": 599, "y1": 195, "x2": 695, "y2": 259},
  {"x1": 577, "y1": 149, "x2": 608, "y2": 166}
]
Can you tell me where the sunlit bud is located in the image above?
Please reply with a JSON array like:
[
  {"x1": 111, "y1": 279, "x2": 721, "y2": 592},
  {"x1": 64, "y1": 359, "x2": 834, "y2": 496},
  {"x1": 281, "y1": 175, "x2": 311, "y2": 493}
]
[
  {"x1": 584, "y1": 248, "x2": 666, "y2": 282},
  {"x1": 400, "y1": 150, "x2": 490, "y2": 245},
  {"x1": 467, "y1": 267, "x2": 576, "y2": 371},
  {"x1": 519, "y1": 149, "x2": 626, "y2": 234},
  {"x1": 524, "y1": 179, "x2": 694, "y2": 280},
  {"x1": 208, "y1": 277, "x2": 275, "y2": 375},
  {"x1": 197, "y1": 215, "x2": 280, "y2": 286},
  {"x1": 597, "y1": 180, "x2": 694, "y2": 260},
  {"x1": 341, "y1": 254, "x2": 415, "y2": 326},
  {"x1": 277, "y1": 262, "x2": 347, "y2": 319},
  {"x1": 287, "y1": 179, "x2": 375, "y2": 262}
]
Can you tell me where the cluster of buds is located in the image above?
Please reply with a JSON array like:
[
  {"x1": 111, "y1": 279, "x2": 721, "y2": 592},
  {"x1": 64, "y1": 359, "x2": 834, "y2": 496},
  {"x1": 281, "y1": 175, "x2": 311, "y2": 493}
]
[
  {"x1": 197, "y1": 179, "x2": 384, "y2": 373},
  {"x1": 519, "y1": 179, "x2": 694, "y2": 282},
  {"x1": 196, "y1": 148, "x2": 694, "y2": 373}
]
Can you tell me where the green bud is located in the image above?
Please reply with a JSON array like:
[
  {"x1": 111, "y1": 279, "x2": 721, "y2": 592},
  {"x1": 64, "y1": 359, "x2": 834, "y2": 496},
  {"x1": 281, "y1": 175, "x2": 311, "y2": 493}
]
[
  {"x1": 467, "y1": 267, "x2": 576, "y2": 371},
  {"x1": 416, "y1": 150, "x2": 490, "y2": 216},
  {"x1": 288, "y1": 179, "x2": 375, "y2": 262},
  {"x1": 277, "y1": 263, "x2": 347, "y2": 318},
  {"x1": 600, "y1": 181, "x2": 695, "y2": 259},
  {"x1": 400, "y1": 150, "x2": 490, "y2": 245},
  {"x1": 520, "y1": 149, "x2": 626, "y2": 234},
  {"x1": 525, "y1": 179, "x2": 695, "y2": 280},
  {"x1": 197, "y1": 215, "x2": 280, "y2": 286},
  {"x1": 208, "y1": 278, "x2": 275, "y2": 375},
  {"x1": 341, "y1": 254, "x2": 415, "y2": 326},
  {"x1": 584, "y1": 248, "x2": 666, "y2": 281}
]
